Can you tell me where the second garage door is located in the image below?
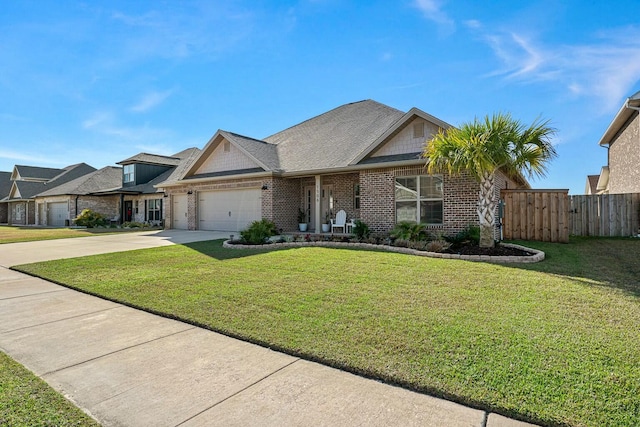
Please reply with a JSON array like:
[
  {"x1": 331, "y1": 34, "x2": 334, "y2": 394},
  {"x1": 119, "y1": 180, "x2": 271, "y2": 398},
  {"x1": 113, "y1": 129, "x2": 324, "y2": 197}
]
[
  {"x1": 48, "y1": 202, "x2": 68, "y2": 227},
  {"x1": 198, "y1": 189, "x2": 261, "y2": 232}
]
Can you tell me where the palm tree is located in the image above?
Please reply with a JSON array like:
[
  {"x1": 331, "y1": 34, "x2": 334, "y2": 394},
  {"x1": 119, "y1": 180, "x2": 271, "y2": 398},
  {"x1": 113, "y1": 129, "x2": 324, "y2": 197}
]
[{"x1": 423, "y1": 113, "x2": 557, "y2": 248}]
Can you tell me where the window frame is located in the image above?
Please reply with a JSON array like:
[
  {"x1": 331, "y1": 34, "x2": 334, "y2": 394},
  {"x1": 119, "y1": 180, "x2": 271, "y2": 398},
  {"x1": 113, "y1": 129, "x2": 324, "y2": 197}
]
[
  {"x1": 354, "y1": 183, "x2": 360, "y2": 209},
  {"x1": 147, "y1": 199, "x2": 162, "y2": 221},
  {"x1": 123, "y1": 164, "x2": 135, "y2": 184},
  {"x1": 395, "y1": 174, "x2": 443, "y2": 225}
]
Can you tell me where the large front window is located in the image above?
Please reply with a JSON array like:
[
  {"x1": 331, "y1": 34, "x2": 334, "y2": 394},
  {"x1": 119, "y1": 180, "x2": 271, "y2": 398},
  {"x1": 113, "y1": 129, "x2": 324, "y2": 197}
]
[
  {"x1": 123, "y1": 164, "x2": 135, "y2": 184},
  {"x1": 395, "y1": 175, "x2": 443, "y2": 224},
  {"x1": 148, "y1": 199, "x2": 162, "y2": 221}
]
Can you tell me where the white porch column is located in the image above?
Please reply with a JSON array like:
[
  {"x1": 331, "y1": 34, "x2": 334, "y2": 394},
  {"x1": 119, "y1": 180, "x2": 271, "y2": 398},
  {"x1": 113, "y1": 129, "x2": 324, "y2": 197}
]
[{"x1": 315, "y1": 175, "x2": 322, "y2": 233}]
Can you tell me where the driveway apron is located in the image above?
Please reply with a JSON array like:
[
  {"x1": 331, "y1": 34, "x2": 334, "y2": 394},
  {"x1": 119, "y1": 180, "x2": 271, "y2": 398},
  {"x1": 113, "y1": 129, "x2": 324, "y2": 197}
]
[{"x1": 0, "y1": 230, "x2": 537, "y2": 426}]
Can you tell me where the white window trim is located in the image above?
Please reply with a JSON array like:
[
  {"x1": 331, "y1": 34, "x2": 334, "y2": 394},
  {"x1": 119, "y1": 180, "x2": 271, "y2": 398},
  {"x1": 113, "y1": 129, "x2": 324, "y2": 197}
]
[{"x1": 395, "y1": 174, "x2": 443, "y2": 225}]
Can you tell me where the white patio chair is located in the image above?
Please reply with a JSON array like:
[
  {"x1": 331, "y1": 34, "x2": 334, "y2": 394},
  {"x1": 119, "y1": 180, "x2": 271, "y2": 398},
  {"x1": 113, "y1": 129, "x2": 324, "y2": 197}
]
[{"x1": 331, "y1": 209, "x2": 347, "y2": 233}]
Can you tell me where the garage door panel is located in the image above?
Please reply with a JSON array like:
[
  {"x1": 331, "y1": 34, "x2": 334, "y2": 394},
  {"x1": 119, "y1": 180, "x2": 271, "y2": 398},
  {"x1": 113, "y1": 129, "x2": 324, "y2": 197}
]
[
  {"x1": 48, "y1": 202, "x2": 68, "y2": 227},
  {"x1": 198, "y1": 189, "x2": 261, "y2": 232}
]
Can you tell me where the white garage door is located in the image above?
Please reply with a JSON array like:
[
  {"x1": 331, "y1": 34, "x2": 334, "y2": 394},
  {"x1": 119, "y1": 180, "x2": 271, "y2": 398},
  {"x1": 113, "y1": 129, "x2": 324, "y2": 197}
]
[
  {"x1": 48, "y1": 202, "x2": 68, "y2": 227},
  {"x1": 172, "y1": 194, "x2": 188, "y2": 229},
  {"x1": 198, "y1": 189, "x2": 261, "y2": 232}
]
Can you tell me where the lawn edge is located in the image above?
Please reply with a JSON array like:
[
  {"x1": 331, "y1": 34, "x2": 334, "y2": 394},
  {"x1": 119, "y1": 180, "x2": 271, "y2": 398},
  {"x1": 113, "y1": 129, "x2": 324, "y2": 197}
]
[
  {"x1": 223, "y1": 240, "x2": 545, "y2": 263},
  {"x1": 11, "y1": 264, "x2": 555, "y2": 427}
]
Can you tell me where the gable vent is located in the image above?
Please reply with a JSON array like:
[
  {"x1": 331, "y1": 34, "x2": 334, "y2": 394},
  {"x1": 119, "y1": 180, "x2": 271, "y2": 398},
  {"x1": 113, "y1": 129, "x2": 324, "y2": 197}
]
[
  {"x1": 413, "y1": 122, "x2": 425, "y2": 139},
  {"x1": 223, "y1": 141, "x2": 231, "y2": 152}
]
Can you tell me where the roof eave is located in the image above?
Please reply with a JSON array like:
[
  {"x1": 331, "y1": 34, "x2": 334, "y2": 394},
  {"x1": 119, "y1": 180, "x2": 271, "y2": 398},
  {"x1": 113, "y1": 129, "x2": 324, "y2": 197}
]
[{"x1": 598, "y1": 95, "x2": 640, "y2": 146}]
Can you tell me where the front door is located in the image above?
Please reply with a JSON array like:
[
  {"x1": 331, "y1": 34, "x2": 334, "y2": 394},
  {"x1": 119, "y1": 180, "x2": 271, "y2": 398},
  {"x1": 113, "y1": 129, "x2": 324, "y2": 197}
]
[
  {"x1": 124, "y1": 200, "x2": 133, "y2": 222},
  {"x1": 304, "y1": 185, "x2": 333, "y2": 231}
]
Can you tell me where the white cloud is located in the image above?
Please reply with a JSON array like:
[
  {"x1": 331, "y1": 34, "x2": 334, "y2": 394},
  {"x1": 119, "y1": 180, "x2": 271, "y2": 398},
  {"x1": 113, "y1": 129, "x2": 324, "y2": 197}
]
[
  {"x1": 473, "y1": 24, "x2": 640, "y2": 113},
  {"x1": 130, "y1": 89, "x2": 175, "y2": 113},
  {"x1": 82, "y1": 111, "x2": 173, "y2": 141},
  {"x1": 0, "y1": 149, "x2": 67, "y2": 166},
  {"x1": 414, "y1": 0, "x2": 455, "y2": 34}
]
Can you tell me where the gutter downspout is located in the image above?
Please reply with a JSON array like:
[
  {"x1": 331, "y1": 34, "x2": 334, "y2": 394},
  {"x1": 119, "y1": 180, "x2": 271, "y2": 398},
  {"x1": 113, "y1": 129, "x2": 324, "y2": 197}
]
[{"x1": 75, "y1": 195, "x2": 79, "y2": 224}]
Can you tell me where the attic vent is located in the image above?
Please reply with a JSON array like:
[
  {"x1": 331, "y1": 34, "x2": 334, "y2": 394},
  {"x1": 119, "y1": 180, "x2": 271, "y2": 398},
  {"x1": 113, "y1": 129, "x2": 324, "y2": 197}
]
[
  {"x1": 413, "y1": 122, "x2": 425, "y2": 139},
  {"x1": 223, "y1": 141, "x2": 231, "y2": 152}
]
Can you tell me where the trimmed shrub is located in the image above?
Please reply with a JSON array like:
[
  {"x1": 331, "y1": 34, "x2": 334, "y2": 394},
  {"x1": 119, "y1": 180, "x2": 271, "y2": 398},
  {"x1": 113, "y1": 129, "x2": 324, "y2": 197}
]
[
  {"x1": 240, "y1": 218, "x2": 277, "y2": 245},
  {"x1": 352, "y1": 220, "x2": 370, "y2": 239},
  {"x1": 74, "y1": 209, "x2": 107, "y2": 228},
  {"x1": 391, "y1": 221, "x2": 427, "y2": 242}
]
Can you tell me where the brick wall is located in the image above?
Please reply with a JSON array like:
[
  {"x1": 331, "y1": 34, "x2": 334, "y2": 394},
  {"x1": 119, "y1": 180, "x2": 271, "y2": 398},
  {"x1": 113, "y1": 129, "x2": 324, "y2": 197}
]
[
  {"x1": 263, "y1": 177, "x2": 300, "y2": 232},
  {"x1": 36, "y1": 195, "x2": 120, "y2": 225},
  {"x1": 608, "y1": 113, "x2": 640, "y2": 193}
]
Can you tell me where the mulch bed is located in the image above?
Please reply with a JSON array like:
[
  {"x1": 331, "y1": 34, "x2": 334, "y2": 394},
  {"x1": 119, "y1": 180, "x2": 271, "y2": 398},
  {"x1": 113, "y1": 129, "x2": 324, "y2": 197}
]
[{"x1": 446, "y1": 243, "x2": 533, "y2": 256}]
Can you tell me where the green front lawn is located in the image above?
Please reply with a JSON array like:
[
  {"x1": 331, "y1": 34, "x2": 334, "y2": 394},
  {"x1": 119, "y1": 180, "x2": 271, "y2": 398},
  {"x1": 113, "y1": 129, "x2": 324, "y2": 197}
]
[
  {"x1": 0, "y1": 351, "x2": 99, "y2": 426},
  {"x1": 0, "y1": 225, "x2": 151, "y2": 244},
  {"x1": 14, "y1": 238, "x2": 640, "y2": 426}
]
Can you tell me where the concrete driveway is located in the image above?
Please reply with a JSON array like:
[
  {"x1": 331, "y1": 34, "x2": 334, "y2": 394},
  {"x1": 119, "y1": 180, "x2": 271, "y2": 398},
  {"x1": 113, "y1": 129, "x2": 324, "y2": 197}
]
[
  {"x1": 0, "y1": 229, "x2": 229, "y2": 268},
  {"x1": 0, "y1": 231, "x2": 537, "y2": 426}
]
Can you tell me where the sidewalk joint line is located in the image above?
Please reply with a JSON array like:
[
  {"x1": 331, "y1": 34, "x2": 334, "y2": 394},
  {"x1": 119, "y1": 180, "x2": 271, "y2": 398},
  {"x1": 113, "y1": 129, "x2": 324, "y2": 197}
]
[
  {"x1": 481, "y1": 411, "x2": 488, "y2": 427},
  {"x1": 0, "y1": 288, "x2": 72, "y2": 301},
  {"x1": 1, "y1": 306, "x2": 121, "y2": 334},
  {"x1": 174, "y1": 358, "x2": 301, "y2": 426},
  {"x1": 42, "y1": 326, "x2": 196, "y2": 377}
]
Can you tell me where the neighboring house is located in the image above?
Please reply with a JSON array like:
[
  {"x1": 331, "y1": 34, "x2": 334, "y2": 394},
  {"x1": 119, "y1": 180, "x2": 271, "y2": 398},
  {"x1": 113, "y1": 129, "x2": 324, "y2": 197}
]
[
  {"x1": 160, "y1": 100, "x2": 525, "y2": 234},
  {"x1": 1, "y1": 163, "x2": 96, "y2": 225},
  {"x1": 34, "y1": 167, "x2": 123, "y2": 226},
  {"x1": 112, "y1": 148, "x2": 200, "y2": 225},
  {"x1": 0, "y1": 171, "x2": 11, "y2": 224},
  {"x1": 595, "y1": 90, "x2": 640, "y2": 194},
  {"x1": 584, "y1": 168, "x2": 609, "y2": 195}
]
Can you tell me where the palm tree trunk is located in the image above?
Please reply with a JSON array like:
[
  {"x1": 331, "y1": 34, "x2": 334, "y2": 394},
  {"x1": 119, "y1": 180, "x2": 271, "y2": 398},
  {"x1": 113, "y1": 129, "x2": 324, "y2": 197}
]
[{"x1": 478, "y1": 171, "x2": 496, "y2": 248}]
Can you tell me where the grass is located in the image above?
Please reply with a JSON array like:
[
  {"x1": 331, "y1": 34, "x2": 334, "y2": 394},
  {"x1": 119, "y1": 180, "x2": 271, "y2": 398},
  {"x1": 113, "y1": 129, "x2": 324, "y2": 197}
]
[
  {"x1": 0, "y1": 225, "x2": 151, "y2": 244},
  {"x1": 0, "y1": 351, "x2": 99, "y2": 426},
  {"x1": 13, "y1": 237, "x2": 640, "y2": 427}
]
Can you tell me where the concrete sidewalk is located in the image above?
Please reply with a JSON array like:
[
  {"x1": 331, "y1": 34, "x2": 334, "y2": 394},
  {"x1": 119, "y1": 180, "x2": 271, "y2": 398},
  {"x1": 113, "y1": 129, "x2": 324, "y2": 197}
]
[{"x1": 0, "y1": 232, "x2": 538, "y2": 426}]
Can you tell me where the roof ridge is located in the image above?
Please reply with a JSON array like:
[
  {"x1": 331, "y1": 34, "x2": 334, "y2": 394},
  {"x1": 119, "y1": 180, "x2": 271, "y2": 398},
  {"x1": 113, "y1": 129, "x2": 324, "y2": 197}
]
[
  {"x1": 223, "y1": 130, "x2": 271, "y2": 145},
  {"x1": 263, "y1": 99, "x2": 403, "y2": 142}
]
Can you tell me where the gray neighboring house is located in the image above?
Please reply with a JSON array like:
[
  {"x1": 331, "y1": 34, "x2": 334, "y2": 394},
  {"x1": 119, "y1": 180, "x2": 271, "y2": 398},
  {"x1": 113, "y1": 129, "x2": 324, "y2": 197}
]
[
  {"x1": 34, "y1": 167, "x2": 123, "y2": 226},
  {"x1": 594, "y1": 90, "x2": 640, "y2": 194},
  {"x1": 0, "y1": 171, "x2": 12, "y2": 224},
  {"x1": 1, "y1": 163, "x2": 96, "y2": 225},
  {"x1": 110, "y1": 148, "x2": 201, "y2": 225}
]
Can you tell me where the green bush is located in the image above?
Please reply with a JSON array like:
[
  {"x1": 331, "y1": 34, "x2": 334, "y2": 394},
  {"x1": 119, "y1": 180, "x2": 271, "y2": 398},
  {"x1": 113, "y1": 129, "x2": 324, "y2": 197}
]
[
  {"x1": 446, "y1": 225, "x2": 480, "y2": 245},
  {"x1": 390, "y1": 221, "x2": 427, "y2": 242},
  {"x1": 240, "y1": 218, "x2": 277, "y2": 245},
  {"x1": 352, "y1": 220, "x2": 370, "y2": 239},
  {"x1": 74, "y1": 209, "x2": 107, "y2": 228}
]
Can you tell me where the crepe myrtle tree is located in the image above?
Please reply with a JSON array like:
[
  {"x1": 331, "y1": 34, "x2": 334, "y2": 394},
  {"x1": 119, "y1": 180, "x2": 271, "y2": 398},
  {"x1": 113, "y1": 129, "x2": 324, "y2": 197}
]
[{"x1": 423, "y1": 113, "x2": 557, "y2": 248}]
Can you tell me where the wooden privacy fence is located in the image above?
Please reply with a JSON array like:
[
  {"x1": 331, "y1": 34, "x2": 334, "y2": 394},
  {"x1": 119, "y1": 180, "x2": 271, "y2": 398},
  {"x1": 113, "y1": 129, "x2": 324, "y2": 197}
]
[
  {"x1": 569, "y1": 193, "x2": 640, "y2": 237},
  {"x1": 501, "y1": 190, "x2": 640, "y2": 242},
  {"x1": 501, "y1": 190, "x2": 569, "y2": 243}
]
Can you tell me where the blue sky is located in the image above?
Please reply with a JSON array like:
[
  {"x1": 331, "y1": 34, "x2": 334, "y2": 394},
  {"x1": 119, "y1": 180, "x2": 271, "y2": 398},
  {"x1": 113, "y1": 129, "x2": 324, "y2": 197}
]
[{"x1": 2, "y1": 0, "x2": 640, "y2": 194}]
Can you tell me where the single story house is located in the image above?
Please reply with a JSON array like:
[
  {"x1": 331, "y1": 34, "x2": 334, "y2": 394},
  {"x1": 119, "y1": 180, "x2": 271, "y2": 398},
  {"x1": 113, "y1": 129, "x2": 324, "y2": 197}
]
[
  {"x1": 160, "y1": 100, "x2": 525, "y2": 234},
  {"x1": 593, "y1": 90, "x2": 640, "y2": 194},
  {"x1": 34, "y1": 166, "x2": 123, "y2": 226},
  {"x1": 1, "y1": 163, "x2": 96, "y2": 225}
]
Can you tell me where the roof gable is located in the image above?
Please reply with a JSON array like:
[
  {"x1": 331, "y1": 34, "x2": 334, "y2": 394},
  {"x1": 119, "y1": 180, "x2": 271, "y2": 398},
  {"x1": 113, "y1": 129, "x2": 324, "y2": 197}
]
[
  {"x1": 183, "y1": 131, "x2": 273, "y2": 179},
  {"x1": 598, "y1": 90, "x2": 640, "y2": 147},
  {"x1": 11, "y1": 165, "x2": 64, "y2": 182},
  {"x1": 350, "y1": 107, "x2": 452, "y2": 165}
]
